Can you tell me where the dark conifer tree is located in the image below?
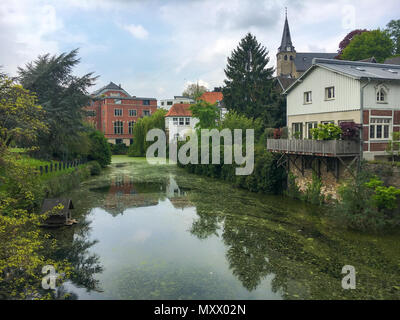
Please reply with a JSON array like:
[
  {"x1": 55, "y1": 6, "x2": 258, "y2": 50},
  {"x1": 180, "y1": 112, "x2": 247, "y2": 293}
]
[{"x1": 222, "y1": 33, "x2": 276, "y2": 123}]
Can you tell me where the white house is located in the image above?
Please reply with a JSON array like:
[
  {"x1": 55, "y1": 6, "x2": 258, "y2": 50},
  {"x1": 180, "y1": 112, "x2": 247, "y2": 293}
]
[
  {"x1": 159, "y1": 96, "x2": 195, "y2": 111},
  {"x1": 284, "y1": 58, "x2": 400, "y2": 160},
  {"x1": 165, "y1": 103, "x2": 199, "y2": 143}
]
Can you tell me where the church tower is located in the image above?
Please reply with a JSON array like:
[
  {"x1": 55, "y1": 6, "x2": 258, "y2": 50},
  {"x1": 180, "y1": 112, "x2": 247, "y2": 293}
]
[{"x1": 277, "y1": 10, "x2": 297, "y2": 78}]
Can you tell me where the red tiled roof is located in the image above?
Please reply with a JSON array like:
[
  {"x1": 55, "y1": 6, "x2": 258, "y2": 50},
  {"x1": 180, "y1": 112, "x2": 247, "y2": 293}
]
[
  {"x1": 165, "y1": 103, "x2": 192, "y2": 117},
  {"x1": 198, "y1": 92, "x2": 223, "y2": 104}
]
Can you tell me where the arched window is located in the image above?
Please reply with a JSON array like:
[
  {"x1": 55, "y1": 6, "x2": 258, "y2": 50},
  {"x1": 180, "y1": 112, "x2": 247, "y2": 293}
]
[
  {"x1": 114, "y1": 121, "x2": 123, "y2": 134},
  {"x1": 377, "y1": 88, "x2": 386, "y2": 102},
  {"x1": 128, "y1": 121, "x2": 135, "y2": 134},
  {"x1": 284, "y1": 55, "x2": 288, "y2": 61}
]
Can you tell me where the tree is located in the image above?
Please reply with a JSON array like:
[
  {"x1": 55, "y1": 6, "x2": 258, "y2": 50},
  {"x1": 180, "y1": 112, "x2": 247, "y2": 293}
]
[
  {"x1": 0, "y1": 74, "x2": 48, "y2": 151},
  {"x1": 341, "y1": 29, "x2": 394, "y2": 63},
  {"x1": 17, "y1": 49, "x2": 98, "y2": 160},
  {"x1": 189, "y1": 101, "x2": 220, "y2": 129},
  {"x1": 386, "y1": 19, "x2": 400, "y2": 55},
  {"x1": 182, "y1": 83, "x2": 208, "y2": 100},
  {"x1": 87, "y1": 129, "x2": 111, "y2": 168},
  {"x1": 336, "y1": 29, "x2": 368, "y2": 58},
  {"x1": 222, "y1": 33, "x2": 275, "y2": 122}
]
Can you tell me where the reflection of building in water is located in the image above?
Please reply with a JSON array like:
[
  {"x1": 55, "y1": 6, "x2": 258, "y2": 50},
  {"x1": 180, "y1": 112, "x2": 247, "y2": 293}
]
[
  {"x1": 166, "y1": 175, "x2": 193, "y2": 210},
  {"x1": 104, "y1": 175, "x2": 162, "y2": 215}
]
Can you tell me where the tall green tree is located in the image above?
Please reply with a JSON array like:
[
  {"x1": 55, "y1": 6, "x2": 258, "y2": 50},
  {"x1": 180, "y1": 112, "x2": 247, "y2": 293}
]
[
  {"x1": 182, "y1": 83, "x2": 208, "y2": 100},
  {"x1": 341, "y1": 29, "x2": 394, "y2": 63},
  {"x1": 17, "y1": 49, "x2": 98, "y2": 159},
  {"x1": 222, "y1": 33, "x2": 275, "y2": 122},
  {"x1": 190, "y1": 101, "x2": 220, "y2": 129},
  {"x1": 386, "y1": 19, "x2": 400, "y2": 55}
]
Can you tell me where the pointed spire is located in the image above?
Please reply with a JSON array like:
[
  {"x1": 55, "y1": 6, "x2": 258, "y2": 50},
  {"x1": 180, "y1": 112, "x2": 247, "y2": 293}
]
[{"x1": 278, "y1": 8, "x2": 295, "y2": 53}]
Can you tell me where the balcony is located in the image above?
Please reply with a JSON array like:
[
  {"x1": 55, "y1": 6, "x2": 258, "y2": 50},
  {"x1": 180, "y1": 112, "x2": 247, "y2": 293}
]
[{"x1": 267, "y1": 139, "x2": 360, "y2": 157}]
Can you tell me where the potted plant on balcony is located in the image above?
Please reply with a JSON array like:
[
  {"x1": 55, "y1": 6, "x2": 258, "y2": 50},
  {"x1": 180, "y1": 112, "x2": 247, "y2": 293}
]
[{"x1": 310, "y1": 123, "x2": 342, "y2": 141}]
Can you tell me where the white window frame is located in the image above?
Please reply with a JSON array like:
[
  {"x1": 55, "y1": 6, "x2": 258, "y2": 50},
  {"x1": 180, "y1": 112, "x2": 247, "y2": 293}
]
[
  {"x1": 143, "y1": 110, "x2": 151, "y2": 117},
  {"x1": 185, "y1": 118, "x2": 190, "y2": 125},
  {"x1": 370, "y1": 117, "x2": 391, "y2": 141},
  {"x1": 304, "y1": 91, "x2": 312, "y2": 104},
  {"x1": 114, "y1": 108, "x2": 123, "y2": 116},
  {"x1": 325, "y1": 87, "x2": 335, "y2": 100},
  {"x1": 173, "y1": 117, "x2": 178, "y2": 125},
  {"x1": 306, "y1": 122, "x2": 318, "y2": 139},
  {"x1": 114, "y1": 121, "x2": 124, "y2": 135},
  {"x1": 179, "y1": 117, "x2": 184, "y2": 126},
  {"x1": 292, "y1": 123, "x2": 303, "y2": 139},
  {"x1": 128, "y1": 121, "x2": 135, "y2": 134},
  {"x1": 129, "y1": 109, "x2": 137, "y2": 117},
  {"x1": 376, "y1": 88, "x2": 388, "y2": 104}
]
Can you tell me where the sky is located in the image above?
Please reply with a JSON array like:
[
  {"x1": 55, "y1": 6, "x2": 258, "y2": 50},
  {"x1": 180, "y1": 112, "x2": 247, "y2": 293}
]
[{"x1": 1, "y1": 0, "x2": 399, "y2": 101}]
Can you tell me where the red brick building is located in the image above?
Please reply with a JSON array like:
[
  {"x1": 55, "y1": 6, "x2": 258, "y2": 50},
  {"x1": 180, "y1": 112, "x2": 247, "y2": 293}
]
[{"x1": 85, "y1": 82, "x2": 157, "y2": 145}]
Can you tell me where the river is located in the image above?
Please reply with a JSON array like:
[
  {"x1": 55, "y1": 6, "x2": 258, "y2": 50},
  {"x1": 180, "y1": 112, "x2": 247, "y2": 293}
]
[{"x1": 52, "y1": 156, "x2": 399, "y2": 300}]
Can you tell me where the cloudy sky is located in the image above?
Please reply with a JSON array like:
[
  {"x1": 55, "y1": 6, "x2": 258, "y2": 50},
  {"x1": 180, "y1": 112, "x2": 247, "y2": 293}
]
[{"x1": 1, "y1": 0, "x2": 399, "y2": 100}]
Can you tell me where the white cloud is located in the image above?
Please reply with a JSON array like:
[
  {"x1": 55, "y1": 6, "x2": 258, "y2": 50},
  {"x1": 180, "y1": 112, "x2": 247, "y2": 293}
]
[{"x1": 120, "y1": 24, "x2": 149, "y2": 39}]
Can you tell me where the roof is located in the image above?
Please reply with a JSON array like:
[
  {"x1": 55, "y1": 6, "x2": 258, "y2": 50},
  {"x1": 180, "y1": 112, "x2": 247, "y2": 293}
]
[
  {"x1": 278, "y1": 14, "x2": 295, "y2": 53},
  {"x1": 358, "y1": 57, "x2": 377, "y2": 63},
  {"x1": 284, "y1": 58, "x2": 400, "y2": 94},
  {"x1": 174, "y1": 96, "x2": 193, "y2": 100},
  {"x1": 165, "y1": 104, "x2": 192, "y2": 117},
  {"x1": 198, "y1": 91, "x2": 223, "y2": 104},
  {"x1": 92, "y1": 81, "x2": 131, "y2": 97},
  {"x1": 41, "y1": 199, "x2": 74, "y2": 216},
  {"x1": 276, "y1": 76, "x2": 296, "y2": 91},
  {"x1": 294, "y1": 53, "x2": 337, "y2": 72},
  {"x1": 385, "y1": 57, "x2": 400, "y2": 65}
]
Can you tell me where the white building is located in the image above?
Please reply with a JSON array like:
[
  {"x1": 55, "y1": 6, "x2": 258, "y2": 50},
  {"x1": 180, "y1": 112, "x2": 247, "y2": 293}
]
[
  {"x1": 165, "y1": 103, "x2": 199, "y2": 142},
  {"x1": 284, "y1": 58, "x2": 400, "y2": 160},
  {"x1": 159, "y1": 96, "x2": 195, "y2": 111}
]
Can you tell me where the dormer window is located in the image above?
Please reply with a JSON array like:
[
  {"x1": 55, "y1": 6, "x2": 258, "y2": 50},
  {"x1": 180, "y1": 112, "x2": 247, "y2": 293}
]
[{"x1": 377, "y1": 88, "x2": 386, "y2": 103}]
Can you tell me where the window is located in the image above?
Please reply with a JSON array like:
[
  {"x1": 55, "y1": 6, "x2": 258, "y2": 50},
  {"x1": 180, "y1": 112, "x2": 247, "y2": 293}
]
[
  {"x1": 377, "y1": 88, "x2": 386, "y2": 103},
  {"x1": 115, "y1": 99, "x2": 122, "y2": 105},
  {"x1": 161, "y1": 102, "x2": 164, "y2": 106},
  {"x1": 179, "y1": 118, "x2": 184, "y2": 125},
  {"x1": 185, "y1": 118, "x2": 190, "y2": 125},
  {"x1": 370, "y1": 118, "x2": 391, "y2": 140},
  {"x1": 325, "y1": 87, "x2": 335, "y2": 100},
  {"x1": 321, "y1": 121, "x2": 334, "y2": 125},
  {"x1": 290, "y1": 55, "x2": 294, "y2": 61},
  {"x1": 86, "y1": 110, "x2": 96, "y2": 117},
  {"x1": 173, "y1": 117, "x2": 178, "y2": 125},
  {"x1": 128, "y1": 121, "x2": 135, "y2": 134},
  {"x1": 284, "y1": 55, "x2": 288, "y2": 61},
  {"x1": 143, "y1": 110, "x2": 150, "y2": 117},
  {"x1": 114, "y1": 109, "x2": 122, "y2": 116},
  {"x1": 304, "y1": 91, "x2": 312, "y2": 104},
  {"x1": 143, "y1": 100, "x2": 150, "y2": 106},
  {"x1": 129, "y1": 109, "x2": 137, "y2": 117},
  {"x1": 114, "y1": 121, "x2": 123, "y2": 134},
  {"x1": 306, "y1": 122, "x2": 318, "y2": 139},
  {"x1": 292, "y1": 123, "x2": 303, "y2": 139},
  {"x1": 116, "y1": 138, "x2": 123, "y2": 144},
  {"x1": 167, "y1": 101, "x2": 173, "y2": 106}
]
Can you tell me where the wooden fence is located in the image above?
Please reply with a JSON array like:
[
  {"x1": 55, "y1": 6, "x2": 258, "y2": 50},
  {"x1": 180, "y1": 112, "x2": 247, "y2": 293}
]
[
  {"x1": 267, "y1": 139, "x2": 360, "y2": 157},
  {"x1": 36, "y1": 159, "x2": 87, "y2": 175}
]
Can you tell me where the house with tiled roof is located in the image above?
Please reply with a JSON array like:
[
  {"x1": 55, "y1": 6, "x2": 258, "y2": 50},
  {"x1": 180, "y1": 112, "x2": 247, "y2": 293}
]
[
  {"x1": 198, "y1": 89, "x2": 228, "y2": 119},
  {"x1": 165, "y1": 103, "x2": 199, "y2": 142}
]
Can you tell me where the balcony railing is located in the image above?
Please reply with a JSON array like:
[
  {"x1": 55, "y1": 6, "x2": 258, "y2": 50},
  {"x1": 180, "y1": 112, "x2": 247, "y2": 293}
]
[{"x1": 267, "y1": 139, "x2": 360, "y2": 157}]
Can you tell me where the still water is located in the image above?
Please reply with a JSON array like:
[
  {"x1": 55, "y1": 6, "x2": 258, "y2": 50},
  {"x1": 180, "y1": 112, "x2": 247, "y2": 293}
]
[{"x1": 54, "y1": 156, "x2": 399, "y2": 300}]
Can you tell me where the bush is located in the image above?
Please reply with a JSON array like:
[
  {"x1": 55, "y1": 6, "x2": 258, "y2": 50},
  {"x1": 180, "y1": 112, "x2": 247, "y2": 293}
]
[
  {"x1": 303, "y1": 173, "x2": 325, "y2": 206},
  {"x1": 285, "y1": 173, "x2": 302, "y2": 200},
  {"x1": 88, "y1": 161, "x2": 101, "y2": 176},
  {"x1": 88, "y1": 130, "x2": 111, "y2": 168},
  {"x1": 110, "y1": 143, "x2": 129, "y2": 155},
  {"x1": 310, "y1": 123, "x2": 342, "y2": 141}
]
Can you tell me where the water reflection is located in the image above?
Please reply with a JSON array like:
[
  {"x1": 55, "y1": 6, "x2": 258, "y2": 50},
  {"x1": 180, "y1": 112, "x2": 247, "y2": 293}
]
[{"x1": 54, "y1": 160, "x2": 400, "y2": 300}]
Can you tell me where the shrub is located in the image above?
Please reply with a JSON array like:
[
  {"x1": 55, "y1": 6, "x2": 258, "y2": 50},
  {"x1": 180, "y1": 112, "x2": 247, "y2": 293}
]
[
  {"x1": 285, "y1": 173, "x2": 302, "y2": 200},
  {"x1": 88, "y1": 161, "x2": 101, "y2": 176},
  {"x1": 340, "y1": 122, "x2": 361, "y2": 141},
  {"x1": 88, "y1": 130, "x2": 111, "y2": 168},
  {"x1": 110, "y1": 143, "x2": 129, "y2": 155},
  {"x1": 303, "y1": 173, "x2": 325, "y2": 205},
  {"x1": 311, "y1": 123, "x2": 342, "y2": 141}
]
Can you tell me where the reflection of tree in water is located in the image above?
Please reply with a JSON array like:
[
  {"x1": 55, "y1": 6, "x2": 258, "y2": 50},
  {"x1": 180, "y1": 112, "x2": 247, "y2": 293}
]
[{"x1": 46, "y1": 218, "x2": 103, "y2": 297}]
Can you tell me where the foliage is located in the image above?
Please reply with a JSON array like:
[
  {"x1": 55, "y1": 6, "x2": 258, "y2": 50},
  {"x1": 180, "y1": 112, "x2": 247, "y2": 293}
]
[
  {"x1": 189, "y1": 101, "x2": 220, "y2": 129},
  {"x1": 310, "y1": 123, "x2": 342, "y2": 141},
  {"x1": 222, "y1": 33, "x2": 276, "y2": 123},
  {"x1": 17, "y1": 49, "x2": 97, "y2": 160},
  {"x1": 341, "y1": 29, "x2": 394, "y2": 63},
  {"x1": 336, "y1": 29, "x2": 368, "y2": 58},
  {"x1": 285, "y1": 173, "x2": 302, "y2": 200},
  {"x1": 182, "y1": 83, "x2": 208, "y2": 100},
  {"x1": 303, "y1": 173, "x2": 325, "y2": 206},
  {"x1": 110, "y1": 143, "x2": 129, "y2": 155},
  {"x1": 340, "y1": 122, "x2": 361, "y2": 141},
  {"x1": 221, "y1": 111, "x2": 263, "y2": 142},
  {"x1": 87, "y1": 161, "x2": 101, "y2": 176},
  {"x1": 87, "y1": 129, "x2": 111, "y2": 168},
  {"x1": 0, "y1": 74, "x2": 48, "y2": 150},
  {"x1": 128, "y1": 109, "x2": 167, "y2": 157},
  {"x1": 386, "y1": 132, "x2": 400, "y2": 163},
  {"x1": 334, "y1": 171, "x2": 400, "y2": 231},
  {"x1": 386, "y1": 19, "x2": 400, "y2": 55}
]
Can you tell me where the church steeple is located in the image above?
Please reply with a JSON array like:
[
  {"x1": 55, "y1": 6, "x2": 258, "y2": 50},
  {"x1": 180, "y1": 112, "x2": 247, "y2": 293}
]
[{"x1": 278, "y1": 8, "x2": 295, "y2": 53}]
